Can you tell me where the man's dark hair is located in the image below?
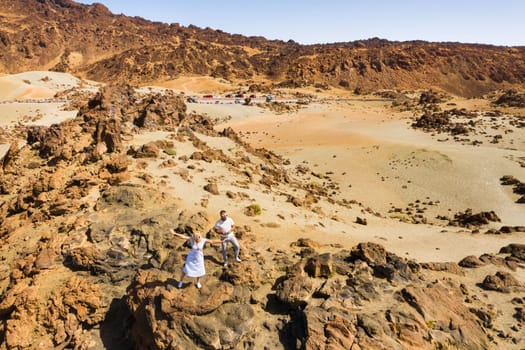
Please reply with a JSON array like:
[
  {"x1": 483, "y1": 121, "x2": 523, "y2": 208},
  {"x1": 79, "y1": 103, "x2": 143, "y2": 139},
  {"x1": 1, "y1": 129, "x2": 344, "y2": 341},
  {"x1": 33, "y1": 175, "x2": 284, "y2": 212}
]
[{"x1": 220, "y1": 210, "x2": 227, "y2": 215}]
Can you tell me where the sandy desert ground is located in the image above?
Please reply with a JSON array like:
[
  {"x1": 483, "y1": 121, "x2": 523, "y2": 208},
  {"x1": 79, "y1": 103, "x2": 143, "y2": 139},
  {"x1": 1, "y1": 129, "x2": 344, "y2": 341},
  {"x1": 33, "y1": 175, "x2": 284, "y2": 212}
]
[{"x1": 2, "y1": 73, "x2": 524, "y2": 265}]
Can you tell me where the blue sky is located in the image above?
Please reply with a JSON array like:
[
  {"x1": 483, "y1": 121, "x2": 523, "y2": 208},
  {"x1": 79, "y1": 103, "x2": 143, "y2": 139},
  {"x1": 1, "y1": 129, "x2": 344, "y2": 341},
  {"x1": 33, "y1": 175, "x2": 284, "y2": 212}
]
[{"x1": 76, "y1": 0, "x2": 525, "y2": 46}]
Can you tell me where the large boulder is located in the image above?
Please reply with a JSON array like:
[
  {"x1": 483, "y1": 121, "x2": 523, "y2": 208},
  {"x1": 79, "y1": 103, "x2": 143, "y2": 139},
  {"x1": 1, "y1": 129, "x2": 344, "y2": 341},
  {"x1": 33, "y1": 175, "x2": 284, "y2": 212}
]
[
  {"x1": 132, "y1": 142, "x2": 160, "y2": 158},
  {"x1": 126, "y1": 269, "x2": 256, "y2": 350},
  {"x1": 349, "y1": 242, "x2": 387, "y2": 266},
  {"x1": 459, "y1": 255, "x2": 486, "y2": 268},
  {"x1": 304, "y1": 253, "x2": 333, "y2": 278}
]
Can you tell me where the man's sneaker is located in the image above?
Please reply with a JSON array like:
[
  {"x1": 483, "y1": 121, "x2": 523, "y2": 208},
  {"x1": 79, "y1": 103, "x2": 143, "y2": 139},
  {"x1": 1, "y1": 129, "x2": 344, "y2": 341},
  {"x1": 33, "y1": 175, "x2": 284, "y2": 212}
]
[
  {"x1": 223, "y1": 261, "x2": 228, "y2": 267},
  {"x1": 235, "y1": 257, "x2": 242, "y2": 263},
  {"x1": 177, "y1": 281, "x2": 183, "y2": 289},
  {"x1": 196, "y1": 282, "x2": 202, "y2": 289}
]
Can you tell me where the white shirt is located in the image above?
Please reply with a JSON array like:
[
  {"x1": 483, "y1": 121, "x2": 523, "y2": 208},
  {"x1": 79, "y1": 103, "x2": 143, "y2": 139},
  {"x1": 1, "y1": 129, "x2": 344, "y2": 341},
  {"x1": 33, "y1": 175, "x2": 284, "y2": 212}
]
[{"x1": 214, "y1": 217, "x2": 235, "y2": 236}]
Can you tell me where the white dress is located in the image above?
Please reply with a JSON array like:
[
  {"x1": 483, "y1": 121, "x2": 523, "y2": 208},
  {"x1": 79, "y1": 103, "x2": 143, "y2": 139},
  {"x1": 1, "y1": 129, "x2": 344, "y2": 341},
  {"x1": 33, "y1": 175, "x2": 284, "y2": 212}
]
[{"x1": 183, "y1": 237, "x2": 207, "y2": 277}]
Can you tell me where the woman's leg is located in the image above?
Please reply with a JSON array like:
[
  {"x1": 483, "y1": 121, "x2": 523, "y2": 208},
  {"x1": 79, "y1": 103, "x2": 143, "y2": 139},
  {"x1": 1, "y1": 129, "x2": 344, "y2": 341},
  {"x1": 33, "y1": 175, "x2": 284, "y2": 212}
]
[
  {"x1": 178, "y1": 268, "x2": 185, "y2": 288},
  {"x1": 195, "y1": 277, "x2": 202, "y2": 289}
]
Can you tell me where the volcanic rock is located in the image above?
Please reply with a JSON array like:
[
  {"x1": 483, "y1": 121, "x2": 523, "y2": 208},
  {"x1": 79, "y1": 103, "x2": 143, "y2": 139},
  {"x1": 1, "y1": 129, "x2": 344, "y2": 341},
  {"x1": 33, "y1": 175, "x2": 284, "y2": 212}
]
[
  {"x1": 449, "y1": 209, "x2": 501, "y2": 227},
  {"x1": 480, "y1": 271, "x2": 524, "y2": 293},
  {"x1": 494, "y1": 89, "x2": 525, "y2": 107},
  {"x1": 304, "y1": 253, "x2": 333, "y2": 278},
  {"x1": 458, "y1": 255, "x2": 486, "y2": 268},
  {"x1": 499, "y1": 244, "x2": 525, "y2": 261},
  {"x1": 204, "y1": 182, "x2": 219, "y2": 195}
]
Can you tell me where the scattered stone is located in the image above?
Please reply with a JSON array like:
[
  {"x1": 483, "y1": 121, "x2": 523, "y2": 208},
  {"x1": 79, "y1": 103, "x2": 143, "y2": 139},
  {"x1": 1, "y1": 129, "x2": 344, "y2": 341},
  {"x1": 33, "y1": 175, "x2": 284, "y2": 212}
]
[
  {"x1": 480, "y1": 271, "x2": 524, "y2": 293},
  {"x1": 499, "y1": 244, "x2": 525, "y2": 261},
  {"x1": 291, "y1": 238, "x2": 321, "y2": 249},
  {"x1": 203, "y1": 182, "x2": 219, "y2": 195},
  {"x1": 459, "y1": 255, "x2": 486, "y2": 268},
  {"x1": 355, "y1": 216, "x2": 367, "y2": 225},
  {"x1": 350, "y1": 242, "x2": 387, "y2": 265},
  {"x1": 132, "y1": 142, "x2": 160, "y2": 158},
  {"x1": 499, "y1": 226, "x2": 525, "y2": 234}
]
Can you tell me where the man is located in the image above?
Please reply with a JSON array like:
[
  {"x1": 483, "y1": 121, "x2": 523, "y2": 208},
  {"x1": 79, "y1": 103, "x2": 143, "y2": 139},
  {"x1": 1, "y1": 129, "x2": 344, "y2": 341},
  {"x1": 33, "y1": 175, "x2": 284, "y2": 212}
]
[{"x1": 213, "y1": 210, "x2": 241, "y2": 267}]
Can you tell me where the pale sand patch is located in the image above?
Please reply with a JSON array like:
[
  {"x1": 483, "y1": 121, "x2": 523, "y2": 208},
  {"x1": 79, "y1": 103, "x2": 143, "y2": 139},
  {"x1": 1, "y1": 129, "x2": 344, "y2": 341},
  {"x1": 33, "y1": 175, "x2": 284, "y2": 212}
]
[
  {"x1": 221, "y1": 102, "x2": 525, "y2": 222},
  {"x1": 0, "y1": 79, "x2": 28, "y2": 101},
  {"x1": 0, "y1": 103, "x2": 77, "y2": 127},
  {"x1": 0, "y1": 71, "x2": 99, "y2": 101},
  {"x1": 187, "y1": 102, "x2": 276, "y2": 122},
  {"x1": 155, "y1": 76, "x2": 235, "y2": 95}
]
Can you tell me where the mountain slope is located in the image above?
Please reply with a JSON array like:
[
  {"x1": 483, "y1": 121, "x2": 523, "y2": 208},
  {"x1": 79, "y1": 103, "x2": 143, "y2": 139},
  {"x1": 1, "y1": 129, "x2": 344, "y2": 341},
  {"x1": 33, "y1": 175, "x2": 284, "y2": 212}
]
[{"x1": 1, "y1": 0, "x2": 525, "y2": 96}]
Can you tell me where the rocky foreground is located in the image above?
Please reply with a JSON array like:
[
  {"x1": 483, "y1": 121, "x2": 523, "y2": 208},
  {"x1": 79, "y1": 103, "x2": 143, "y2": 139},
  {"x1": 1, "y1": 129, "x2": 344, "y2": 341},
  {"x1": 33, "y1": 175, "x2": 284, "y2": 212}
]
[{"x1": 0, "y1": 84, "x2": 524, "y2": 349}]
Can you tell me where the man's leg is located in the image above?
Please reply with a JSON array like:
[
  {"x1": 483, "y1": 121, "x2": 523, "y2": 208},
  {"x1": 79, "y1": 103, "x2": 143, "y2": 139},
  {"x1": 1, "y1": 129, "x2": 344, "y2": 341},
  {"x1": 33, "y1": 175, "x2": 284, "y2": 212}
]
[
  {"x1": 221, "y1": 239, "x2": 228, "y2": 264},
  {"x1": 230, "y1": 235, "x2": 241, "y2": 261}
]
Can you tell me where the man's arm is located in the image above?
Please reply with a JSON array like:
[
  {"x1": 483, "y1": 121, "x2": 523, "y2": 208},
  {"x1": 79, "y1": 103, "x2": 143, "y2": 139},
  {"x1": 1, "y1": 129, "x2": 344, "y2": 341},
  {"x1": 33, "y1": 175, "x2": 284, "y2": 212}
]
[{"x1": 229, "y1": 218, "x2": 235, "y2": 233}]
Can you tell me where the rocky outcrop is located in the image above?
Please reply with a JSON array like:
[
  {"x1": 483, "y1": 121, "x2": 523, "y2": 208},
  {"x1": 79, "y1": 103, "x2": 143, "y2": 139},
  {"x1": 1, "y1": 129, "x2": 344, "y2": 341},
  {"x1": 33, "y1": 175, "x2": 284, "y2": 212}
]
[
  {"x1": 449, "y1": 209, "x2": 501, "y2": 228},
  {"x1": 494, "y1": 89, "x2": 525, "y2": 107},
  {"x1": 0, "y1": 273, "x2": 107, "y2": 349},
  {"x1": 418, "y1": 90, "x2": 449, "y2": 105},
  {"x1": 499, "y1": 244, "x2": 525, "y2": 261},
  {"x1": 500, "y1": 175, "x2": 525, "y2": 204},
  {"x1": 125, "y1": 269, "x2": 256, "y2": 350},
  {"x1": 273, "y1": 244, "x2": 495, "y2": 350},
  {"x1": 412, "y1": 109, "x2": 475, "y2": 136}
]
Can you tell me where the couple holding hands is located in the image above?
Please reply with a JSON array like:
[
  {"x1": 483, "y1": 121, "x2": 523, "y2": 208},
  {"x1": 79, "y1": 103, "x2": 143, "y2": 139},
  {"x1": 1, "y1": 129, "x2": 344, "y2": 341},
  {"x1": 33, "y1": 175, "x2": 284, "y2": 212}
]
[{"x1": 170, "y1": 210, "x2": 241, "y2": 289}]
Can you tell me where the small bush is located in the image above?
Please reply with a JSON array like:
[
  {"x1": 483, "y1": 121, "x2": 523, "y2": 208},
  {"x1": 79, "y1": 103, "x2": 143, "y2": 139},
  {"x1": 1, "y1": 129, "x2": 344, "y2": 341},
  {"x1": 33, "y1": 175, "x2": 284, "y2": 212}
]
[
  {"x1": 389, "y1": 213, "x2": 414, "y2": 223},
  {"x1": 164, "y1": 148, "x2": 177, "y2": 156},
  {"x1": 245, "y1": 204, "x2": 262, "y2": 216}
]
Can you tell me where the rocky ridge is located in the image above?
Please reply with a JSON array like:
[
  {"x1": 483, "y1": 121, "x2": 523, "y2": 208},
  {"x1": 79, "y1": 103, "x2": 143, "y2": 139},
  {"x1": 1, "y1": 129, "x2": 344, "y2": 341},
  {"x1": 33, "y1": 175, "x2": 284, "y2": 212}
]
[{"x1": 1, "y1": 0, "x2": 525, "y2": 96}]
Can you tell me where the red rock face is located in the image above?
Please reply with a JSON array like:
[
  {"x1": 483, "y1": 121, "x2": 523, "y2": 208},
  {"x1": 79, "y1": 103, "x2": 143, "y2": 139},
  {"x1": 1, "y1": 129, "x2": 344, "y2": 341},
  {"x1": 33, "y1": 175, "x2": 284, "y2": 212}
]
[{"x1": 1, "y1": 0, "x2": 525, "y2": 96}]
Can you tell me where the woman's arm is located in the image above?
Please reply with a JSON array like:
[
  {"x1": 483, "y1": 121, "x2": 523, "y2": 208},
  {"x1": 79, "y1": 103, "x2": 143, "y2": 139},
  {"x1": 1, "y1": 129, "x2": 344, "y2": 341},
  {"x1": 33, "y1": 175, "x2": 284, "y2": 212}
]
[
  {"x1": 170, "y1": 228, "x2": 190, "y2": 241},
  {"x1": 207, "y1": 239, "x2": 223, "y2": 245}
]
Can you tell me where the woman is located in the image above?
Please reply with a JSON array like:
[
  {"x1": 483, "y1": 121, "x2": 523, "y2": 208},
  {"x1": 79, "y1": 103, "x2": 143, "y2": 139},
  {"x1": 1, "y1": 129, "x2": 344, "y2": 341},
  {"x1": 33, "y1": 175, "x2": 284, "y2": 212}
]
[{"x1": 170, "y1": 229, "x2": 221, "y2": 289}]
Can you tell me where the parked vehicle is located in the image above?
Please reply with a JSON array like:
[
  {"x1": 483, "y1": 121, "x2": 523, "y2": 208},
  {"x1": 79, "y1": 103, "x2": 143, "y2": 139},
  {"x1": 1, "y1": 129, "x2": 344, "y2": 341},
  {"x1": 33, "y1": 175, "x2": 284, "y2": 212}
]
[
  {"x1": 249, "y1": 94, "x2": 256, "y2": 98},
  {"x1": 186, "y1": 97, "x2": 197, "y2": 103},
  {"x1": 203, "y1": 94, "x2": 213, "y2": 98},
  {"x1": 235, "y1": 93, "x2": 244, "y2": 98},
  {"x1": 265, "y1": 94, "x2": 273, "y2": 102}
]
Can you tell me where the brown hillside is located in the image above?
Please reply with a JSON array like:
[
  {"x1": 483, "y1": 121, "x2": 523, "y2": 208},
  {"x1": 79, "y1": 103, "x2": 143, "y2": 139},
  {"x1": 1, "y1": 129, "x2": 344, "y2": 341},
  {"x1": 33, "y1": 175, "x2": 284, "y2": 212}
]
[{"x1": 1, "y1": 0, "x2": 525, "y2": 96}]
